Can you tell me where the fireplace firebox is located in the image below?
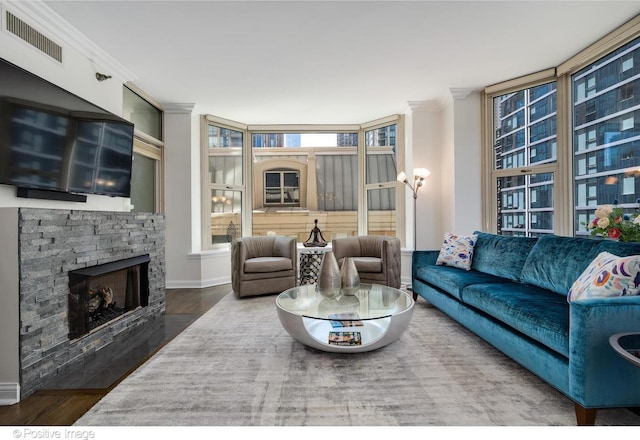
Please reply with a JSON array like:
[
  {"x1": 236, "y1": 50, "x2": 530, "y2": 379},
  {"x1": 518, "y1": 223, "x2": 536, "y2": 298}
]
[{"x1": 68, "y1": 255, "x2": 150, "y2": 340}]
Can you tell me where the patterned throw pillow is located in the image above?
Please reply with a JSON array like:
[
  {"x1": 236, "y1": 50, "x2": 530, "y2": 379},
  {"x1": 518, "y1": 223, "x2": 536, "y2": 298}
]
[
  {"x1": 567, "y1": 251, "x2": 640, "y2": 302},
  {"x1": 436, "y1": 232, "x2": 478, "y2": 271}
]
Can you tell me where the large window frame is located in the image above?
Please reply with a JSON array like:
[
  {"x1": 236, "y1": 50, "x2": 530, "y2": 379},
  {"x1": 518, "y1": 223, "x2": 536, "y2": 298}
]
[
  {"x1": 123, "y1": 83, "x2": 164, "y2": 214},
  {"x1": 482, "y1": 16, "x2": 640, "y2": 237},
  {"x1": 201, "y1": 115, "x2": 404, "y2": 250}
]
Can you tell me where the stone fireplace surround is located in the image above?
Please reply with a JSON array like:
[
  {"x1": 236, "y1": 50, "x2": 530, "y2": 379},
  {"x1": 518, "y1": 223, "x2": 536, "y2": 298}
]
[{"x1": 0, "y1": 208, "x2": 165, "y2": 401}]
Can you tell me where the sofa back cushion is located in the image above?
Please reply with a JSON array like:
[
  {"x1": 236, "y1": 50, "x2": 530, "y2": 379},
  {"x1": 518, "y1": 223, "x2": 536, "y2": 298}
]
[
  {"x1": 520, "y1": 234, "x2": 640, "y2": 295},
  {"x1": 470, "y1": 231, "x2": 538, "y2": 281}
]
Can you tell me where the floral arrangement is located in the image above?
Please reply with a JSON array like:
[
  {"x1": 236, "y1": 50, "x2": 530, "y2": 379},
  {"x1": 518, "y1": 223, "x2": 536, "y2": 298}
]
[{"x1": 584, "y1": 205, "x2": 640, "y2": 242}]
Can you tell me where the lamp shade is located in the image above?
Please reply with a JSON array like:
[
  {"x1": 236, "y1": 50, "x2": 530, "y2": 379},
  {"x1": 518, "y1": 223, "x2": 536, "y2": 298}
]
[
  {"x1": 413, "y1": 168, "x2": 431, "y2": 179},
  {"x1": 397, "y1": 171, "x2": 408, "y2": 183}
]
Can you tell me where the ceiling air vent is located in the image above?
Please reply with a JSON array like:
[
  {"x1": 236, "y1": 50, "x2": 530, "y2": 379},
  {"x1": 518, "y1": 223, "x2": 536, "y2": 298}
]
[{"x1": 5, "y1": 11, "x2": 62, "y2": 62}]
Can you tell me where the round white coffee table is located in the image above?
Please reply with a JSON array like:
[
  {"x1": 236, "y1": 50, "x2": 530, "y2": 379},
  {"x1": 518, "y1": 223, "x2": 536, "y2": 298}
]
[{"x1": 276, "y1": 283, "x2": 414, "y2": 353}]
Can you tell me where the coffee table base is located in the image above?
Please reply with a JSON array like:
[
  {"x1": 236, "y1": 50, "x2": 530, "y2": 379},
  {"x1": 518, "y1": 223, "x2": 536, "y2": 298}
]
[{"x1": 276, "y1": 305, "x2": 414, "y2": 353}]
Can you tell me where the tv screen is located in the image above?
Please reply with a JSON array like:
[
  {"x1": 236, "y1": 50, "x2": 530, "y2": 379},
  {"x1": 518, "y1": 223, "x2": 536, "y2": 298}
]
[
  {"x1": 0, "y1": 58, "x2": 134, "y2": 199},
  {"x1": 68, "y1": 116, "x2": 135, "y2": 197}
]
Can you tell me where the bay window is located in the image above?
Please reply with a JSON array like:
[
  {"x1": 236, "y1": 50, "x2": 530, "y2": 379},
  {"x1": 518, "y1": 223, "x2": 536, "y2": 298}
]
[{"x1": 201, "y1": 116, "x2": 403, "y2": 249}]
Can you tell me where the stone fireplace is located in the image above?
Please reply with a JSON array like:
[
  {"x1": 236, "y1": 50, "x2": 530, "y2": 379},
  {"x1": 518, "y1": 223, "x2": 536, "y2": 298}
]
[
  {"x1": 68, "y1": 255, "x2": 151, "y2": 340},
  {"x1": 0, "y1": 208, "x2": 166, "y2": 401}
]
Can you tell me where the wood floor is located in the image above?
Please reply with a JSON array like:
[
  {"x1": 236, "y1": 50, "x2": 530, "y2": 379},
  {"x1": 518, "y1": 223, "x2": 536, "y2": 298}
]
[{"x1": 0, "y1": 285, "x2": 231, "y2": 426}]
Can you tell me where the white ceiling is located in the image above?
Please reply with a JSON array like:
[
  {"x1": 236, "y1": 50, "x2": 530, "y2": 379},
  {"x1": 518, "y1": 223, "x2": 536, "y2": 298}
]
[{"x1": 43, "y1": 0, "x2": 640, "y2": 125}]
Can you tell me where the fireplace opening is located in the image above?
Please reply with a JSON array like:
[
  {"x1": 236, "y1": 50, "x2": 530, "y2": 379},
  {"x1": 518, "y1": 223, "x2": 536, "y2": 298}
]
[{"x1": 68, "y1": 255, "x2": 150, "y2": 340}]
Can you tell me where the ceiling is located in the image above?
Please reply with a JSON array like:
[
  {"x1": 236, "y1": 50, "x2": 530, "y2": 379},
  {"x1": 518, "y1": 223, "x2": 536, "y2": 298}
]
[{"x1": 43, "y1": 0, "x2": 640, "y2": 125}]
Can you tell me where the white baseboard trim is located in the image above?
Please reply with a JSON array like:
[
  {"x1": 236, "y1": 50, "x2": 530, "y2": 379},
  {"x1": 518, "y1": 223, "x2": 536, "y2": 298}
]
[
  {"x1": 166, "y1": 277, "x2": 230, "y2": 290},
  {"x1": 0, "y1": 383, "x2": 20, "y2": 406}
]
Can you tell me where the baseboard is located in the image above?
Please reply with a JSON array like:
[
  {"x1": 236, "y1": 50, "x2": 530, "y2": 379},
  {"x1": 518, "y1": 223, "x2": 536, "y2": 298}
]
[
  {"x1": 166, "y1": 276, "x2": 230, "y2": 289},
  {"x1": 0, "y1": 383, "x2": 20, "y2": 405}
]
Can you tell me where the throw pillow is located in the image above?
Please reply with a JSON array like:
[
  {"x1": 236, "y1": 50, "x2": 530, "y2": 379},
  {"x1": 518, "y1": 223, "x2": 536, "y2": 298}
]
[
  {"x1": 436, "y1": 232, "x2": 478, "y2": 271},
  {"x1": 567, "y1": 251, "x2": 640, "y2": 302}
]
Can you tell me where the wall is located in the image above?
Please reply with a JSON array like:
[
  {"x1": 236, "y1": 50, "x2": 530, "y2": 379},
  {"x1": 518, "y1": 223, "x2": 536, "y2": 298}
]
[
  {"x1": 451, "y1": 90, "x2": 483, "y2": 235},
  {"x1": 0, "y1": 208, "x2": 19, "y2": 404}
]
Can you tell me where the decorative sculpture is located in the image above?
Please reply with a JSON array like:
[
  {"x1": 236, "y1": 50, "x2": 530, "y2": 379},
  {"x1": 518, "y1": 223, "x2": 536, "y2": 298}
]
[{"x1": 303, "y1": 218, "x2": 328, "y2": 247}]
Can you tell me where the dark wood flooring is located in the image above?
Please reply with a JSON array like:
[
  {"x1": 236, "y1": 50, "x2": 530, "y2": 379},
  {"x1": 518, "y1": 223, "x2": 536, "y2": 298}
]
[{"x1": 0, "y1": 285, "x2": 230, "y2": 426}]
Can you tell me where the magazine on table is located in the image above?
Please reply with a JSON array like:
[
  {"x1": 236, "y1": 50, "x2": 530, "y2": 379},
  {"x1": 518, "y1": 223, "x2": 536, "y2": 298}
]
[
  {"x1": 328, "y1": 331, "x2": 362, "y2": 346},
  {"x1": 328, "y1": 312, "x2": 363, "y2": 328}
]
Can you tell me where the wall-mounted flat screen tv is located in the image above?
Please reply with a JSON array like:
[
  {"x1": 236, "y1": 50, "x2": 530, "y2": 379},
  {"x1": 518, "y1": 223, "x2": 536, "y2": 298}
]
[{"x1": 0, "y1": 58, "x2": 134, "y2": 199}]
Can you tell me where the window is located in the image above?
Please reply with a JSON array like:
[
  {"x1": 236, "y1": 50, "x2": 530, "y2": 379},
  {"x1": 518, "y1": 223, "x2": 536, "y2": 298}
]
[
  {"x1": 122, "y1": 84, "x2": 163, "y2": 213},
  {"x1": 204, "y1": 116, "x2": 244, "y2": 245},
  {"x1": 489, "y1": 82, "x2": 557, "y2": 237},
  {"x1": 264, "y1": 170, "x2": 300, "y2": 205},
  {"x1": 201, "y1": 117, "x2": 403, "y2": 249},
  {"x1": 484, "y1": 21, "x2": 640, "y2": 239},
  {"x1": 573, "y1": 36, "x2": 640, "y2": 236},
  {"x1": 364, "y1": 118, "x2": 399, "y2": 236}
]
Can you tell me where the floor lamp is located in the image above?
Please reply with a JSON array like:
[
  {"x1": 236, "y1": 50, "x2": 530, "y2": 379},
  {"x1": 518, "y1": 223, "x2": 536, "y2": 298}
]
[{"x1": 397, "y1": 168, "x2": 431, "y2": 289}]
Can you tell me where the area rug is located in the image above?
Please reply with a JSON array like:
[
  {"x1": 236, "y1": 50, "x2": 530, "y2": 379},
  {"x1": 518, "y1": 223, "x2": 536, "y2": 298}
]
[{"x1": 74, "y1": 292, "x2": 640, "y2": 426}]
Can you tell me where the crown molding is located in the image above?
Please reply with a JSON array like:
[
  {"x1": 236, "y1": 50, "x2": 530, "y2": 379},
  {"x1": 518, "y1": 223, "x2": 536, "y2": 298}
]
[
  {"x1": 163, "y1": 103, "x2": 196, "y2": 114},
  {"x1": 407, "y1": 100, "x2": 440, "y2": 112},
  {"x1": 6, "y1": 0, "x2": 137, "y2": 81},
  {"x1": 449, "y1": 88, "x2": 476, "y2": 100}
]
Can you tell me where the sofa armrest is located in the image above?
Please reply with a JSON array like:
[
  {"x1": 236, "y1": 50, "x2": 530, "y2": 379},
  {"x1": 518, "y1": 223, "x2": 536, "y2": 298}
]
[
  {"x1": 411, "y1": 250, "x2": 439, "y2": 280},
  {"x1": 569, "y1": 296, "x2": 640, "y2": 407}
]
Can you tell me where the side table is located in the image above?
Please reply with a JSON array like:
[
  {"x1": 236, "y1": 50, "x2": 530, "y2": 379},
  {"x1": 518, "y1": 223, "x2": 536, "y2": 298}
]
[
  {"x1": 609, "y1": 332, "x2": 640, "y2": 367},
  {"x1": 299, "y1": 248, "x2": 329, "y2": 285}
]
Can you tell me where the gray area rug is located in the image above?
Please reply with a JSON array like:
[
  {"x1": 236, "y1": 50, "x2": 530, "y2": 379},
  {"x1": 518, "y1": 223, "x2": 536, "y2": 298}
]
[{"x1": 75, "y1": 292, "x2": 640, "y2": 426}]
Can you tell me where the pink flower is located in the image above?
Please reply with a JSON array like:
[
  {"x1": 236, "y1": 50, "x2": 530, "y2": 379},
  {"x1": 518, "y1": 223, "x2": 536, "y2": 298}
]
[{"x1": 608, "y1": 228, "x2": 621, "y2": 239}]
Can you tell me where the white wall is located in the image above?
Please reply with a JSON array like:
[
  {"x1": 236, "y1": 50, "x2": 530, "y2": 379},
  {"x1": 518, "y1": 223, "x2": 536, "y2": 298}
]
[
  {"x1": 0, "y1": 208, "x2": 19, "y2": 403},
  {"x1": 163, "y1": 105, "x2": 202, "y2": 287},
  {"x1": 451, "y1": 90, "x2": 483, "y2": 235},
  {"x1": 409, "y1": 102, "x2": 444, "y2": 251}
]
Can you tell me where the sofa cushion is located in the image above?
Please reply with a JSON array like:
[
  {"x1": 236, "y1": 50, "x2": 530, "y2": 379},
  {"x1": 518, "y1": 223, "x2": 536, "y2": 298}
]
[
  {"x1": 462, "y1": 282, "x2": 570, "y2": 357},
  {"x1": 520, "y1": 234, "x2": 640, "y2": 295},
  {"x1": 414, "y1": 265, "x2": 508, "y2": 301},
  {"x1": 471, "y1": 231, "x2": 538, "y2": 281},
  {"x1": 244, "y1": 256, "x2": 292, "y2": 273},
  {"x1": 436, "y1": 232, "x2": 478, "y2": 271},
  {"x1": 568, "y1": 251, "x2": 640, "y2": 302}
]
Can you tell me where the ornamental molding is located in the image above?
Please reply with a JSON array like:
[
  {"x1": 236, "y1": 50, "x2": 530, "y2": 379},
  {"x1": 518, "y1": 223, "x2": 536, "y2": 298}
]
[
  {"x1": 449, "y1": 88, "x2": 476, "y2": 100},
  {"x1": 163, "y1": 103, "x2": 196, "y2": 114},
  {"x1": 407, "y1": 100, "x2": 440, "y2": 112}
]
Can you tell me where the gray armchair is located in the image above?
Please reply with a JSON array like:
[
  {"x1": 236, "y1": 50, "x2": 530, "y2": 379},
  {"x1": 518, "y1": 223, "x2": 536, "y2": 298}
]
[
  {"x1": 331, "y1": 235, "x2": 401, "y2": 289},
  {"x1": 231, "y1": 236, "x2": 297, "y2": 298}
]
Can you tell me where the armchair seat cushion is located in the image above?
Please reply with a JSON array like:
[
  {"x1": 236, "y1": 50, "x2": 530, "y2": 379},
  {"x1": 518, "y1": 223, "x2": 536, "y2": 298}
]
[
  {"x1": 244, "y1": 257, "x2": 293, "y2": 273},
  {"x1": 353, "y1": 256, "x2": 382, "y2": 273}
]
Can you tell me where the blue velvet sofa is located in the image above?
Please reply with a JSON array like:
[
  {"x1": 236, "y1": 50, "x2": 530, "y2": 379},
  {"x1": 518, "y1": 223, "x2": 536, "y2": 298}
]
[{"x1": 411, "y1": 231, "x2": 640, "y2": 425}]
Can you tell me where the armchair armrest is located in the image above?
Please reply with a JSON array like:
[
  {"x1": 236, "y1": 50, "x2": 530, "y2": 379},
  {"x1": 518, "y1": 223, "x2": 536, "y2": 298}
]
[
  {"x1": 231, "y1": 239, "x2": 249, "y2": 275},
  {"x1": 569, "y1": 296, "x2": 640, "y2": 407}
]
